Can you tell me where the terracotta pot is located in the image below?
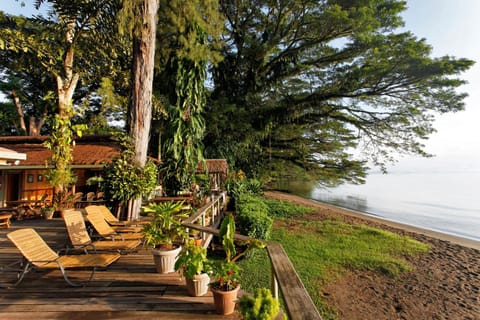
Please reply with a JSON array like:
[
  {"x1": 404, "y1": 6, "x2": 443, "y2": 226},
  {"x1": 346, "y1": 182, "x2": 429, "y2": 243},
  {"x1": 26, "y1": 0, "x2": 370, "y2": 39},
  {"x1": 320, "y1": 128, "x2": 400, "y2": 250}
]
[
  {"x1": 185, "y1": 273, "x2": 210, "y2": 297},
  {"x1": 211, "y1": 285, "x2": 240, "y2": 315},
  {"x1": 151, "y1": 245, "x2": 182, "y2": 274},
  {"x1": 193, "y1": 238, "x2": 203, "y2": 246}
]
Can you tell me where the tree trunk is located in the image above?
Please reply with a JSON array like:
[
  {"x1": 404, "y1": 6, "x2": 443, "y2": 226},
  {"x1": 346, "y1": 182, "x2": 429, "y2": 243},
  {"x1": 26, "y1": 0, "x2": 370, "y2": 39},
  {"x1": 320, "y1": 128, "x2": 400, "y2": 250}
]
[
  {"x1": 29, "y1": 116, "x2": 46, "y2": 136},
  {"x1": 11, "y1": 90, "x2": 27, "y2": 135},
  {"x1": 128, "y1": 0, "x2": 158, "y2": 220}
]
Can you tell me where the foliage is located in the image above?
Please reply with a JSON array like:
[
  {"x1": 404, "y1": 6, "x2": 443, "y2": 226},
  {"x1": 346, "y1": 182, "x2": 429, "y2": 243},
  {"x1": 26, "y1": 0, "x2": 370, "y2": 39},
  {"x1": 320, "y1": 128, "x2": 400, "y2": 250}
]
[
  {"x1": 102, "y1": 135, "x2": 158, "y2": 204},
  {"x1": 0, "y1": 12, "x2": 57, "y2": 135},
  {"x1": 41, "y1": 205, "x2": 55, "y2": 214},
  {"x1": 84, "y1": 77, "x2": 128, "y2": 135},
  {"x1": 152, "y1": 0, "x2": 224, "y2": 194},
  {"x1": 142, "y1": 201, "x2": 189, "y2": 249},
  {"x1": 210, "y1": 214, "x2": 266, "y2": 291},
  {"x1": 43, "y1": 105, "x2": 86, "y2": 210},
  {"x1": 263, "y1": 199, "x2": 315, "y2": 219},
  {"x1": 236, "y1": 195, "x2": 272, "y2": 240},
  {"x1": 194, "y1": 173, "x2": 210, "y2": 191},
  {"x1": 174, "y1": 238, "x2": 212, "y2": 278},
  {"x1": 226, "y1": 177, "x2": 263, "y2": 206},
  {"x1": 0, "y1": 1, "x2": 126, "y2": 134},
  {"x1": 157, "y1": 58, "x2": 208, "y2": 193},
  {"x1": 210, "y1": 259, "x2": 240, "y2": 292},
  {"x1": 239, "y1": 211, "x2": 430, "y2": 319},
  {"x1": 0, "y1": 101, "x2": 18, "y2": 136},
  {"x1": 204, "y1": 0, "x2": 474, "y2": 186},
  {"x1": 239, "y1": 288, "x2": 283, "y2": 320}
]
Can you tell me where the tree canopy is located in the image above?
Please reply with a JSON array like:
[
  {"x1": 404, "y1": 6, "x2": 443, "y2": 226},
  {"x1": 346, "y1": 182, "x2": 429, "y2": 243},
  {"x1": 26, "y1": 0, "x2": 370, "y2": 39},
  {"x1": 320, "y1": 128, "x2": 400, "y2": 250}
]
[
  {"x1": 0, "y1": 1, "x2": 128, "y2": 135},
  {"x1": 0, "y1": 0, "x2": 474, "y2": 189},
  {"x1": 204, "y1": 0, "x2": 474, "y2": 186}
]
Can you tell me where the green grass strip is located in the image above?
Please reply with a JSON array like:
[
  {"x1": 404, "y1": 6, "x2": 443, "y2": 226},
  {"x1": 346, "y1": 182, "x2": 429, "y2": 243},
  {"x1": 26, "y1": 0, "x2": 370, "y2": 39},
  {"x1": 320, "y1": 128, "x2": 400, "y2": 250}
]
[{"x1": 239, "y1": 216, "x2": 429, "y2": 320}]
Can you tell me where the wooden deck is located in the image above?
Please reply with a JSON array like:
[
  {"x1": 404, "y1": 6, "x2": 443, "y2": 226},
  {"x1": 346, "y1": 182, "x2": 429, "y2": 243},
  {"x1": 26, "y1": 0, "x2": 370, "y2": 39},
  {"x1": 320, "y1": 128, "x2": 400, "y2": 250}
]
[{"x1": 0, "y1": 219, "x2": 241, "y2": 319}]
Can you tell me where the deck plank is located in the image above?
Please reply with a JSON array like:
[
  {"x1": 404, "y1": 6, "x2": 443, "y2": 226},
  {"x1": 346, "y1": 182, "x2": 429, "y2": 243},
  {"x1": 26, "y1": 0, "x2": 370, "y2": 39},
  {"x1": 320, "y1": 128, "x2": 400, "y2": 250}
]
[{"x1": 0, "y1": 218, "x2": 240, "y2": 319}]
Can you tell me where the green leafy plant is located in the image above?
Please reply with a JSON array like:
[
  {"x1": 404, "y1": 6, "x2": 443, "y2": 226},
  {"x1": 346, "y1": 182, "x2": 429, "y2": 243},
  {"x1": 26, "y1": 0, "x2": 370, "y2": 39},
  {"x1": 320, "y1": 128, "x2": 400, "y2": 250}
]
[
  {"x1": 210, "y1": 214, "x2": 265, "y2": 291},
  {"x1": 102, "y1": 134, "x2": 158, "y2": 215},
  {"x1": 44, "y1": 106, "x2": 86, "y2": 210},
  {"x1": 211, "y1": 259, "x2": 240, "y2": 291},
  {"x1": 239, "y1": 287, "x2": 284, "y2": 320},
  {"x1": 142, "y1": 201, "x2": 189, "y2": 250},
  {"x1": 41, "y1": 206, "x2": 54, "y2": 213},
  {"x1": 174, "y1": 238, "x2": 211, "y2": 278}
]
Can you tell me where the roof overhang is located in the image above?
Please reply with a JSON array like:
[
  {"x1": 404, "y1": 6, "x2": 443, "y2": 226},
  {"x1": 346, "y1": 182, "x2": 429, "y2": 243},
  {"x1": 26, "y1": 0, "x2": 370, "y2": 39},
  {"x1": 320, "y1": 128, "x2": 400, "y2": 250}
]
[
  {"x1": 0, "y1": 164, "x2": 105, "y2": 171},
  {"x1": 0, "y1": 147, "x2": 27, "y2": 166}
]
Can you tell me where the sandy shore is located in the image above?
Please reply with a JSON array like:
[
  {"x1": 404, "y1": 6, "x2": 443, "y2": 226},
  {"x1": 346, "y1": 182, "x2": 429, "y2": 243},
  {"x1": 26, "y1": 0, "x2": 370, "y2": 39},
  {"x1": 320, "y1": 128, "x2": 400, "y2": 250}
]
[{"x1": 264, "y1": 191, "x2": 480, "y2": 320}]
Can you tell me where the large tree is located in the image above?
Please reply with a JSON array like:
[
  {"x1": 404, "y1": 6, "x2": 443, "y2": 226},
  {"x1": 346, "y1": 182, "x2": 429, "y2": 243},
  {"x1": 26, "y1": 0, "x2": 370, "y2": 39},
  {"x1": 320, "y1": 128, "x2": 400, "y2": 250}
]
[
  {"x1": 118, "y1": 0, "x2": 159, "y2": 218},
  {"x1": 205, "y1": 0, "x2": 474, "y2": 186}
]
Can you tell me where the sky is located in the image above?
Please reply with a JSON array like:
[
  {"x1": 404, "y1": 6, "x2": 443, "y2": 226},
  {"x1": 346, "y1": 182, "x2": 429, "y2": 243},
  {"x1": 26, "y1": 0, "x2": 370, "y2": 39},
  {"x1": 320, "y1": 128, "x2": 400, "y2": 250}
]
[
  {"x1": 397, "y1": 0, "x2": 480, "y2": 172},
  {"x1": 1, "y1": 0, "x2": 479, "y2": 172}
]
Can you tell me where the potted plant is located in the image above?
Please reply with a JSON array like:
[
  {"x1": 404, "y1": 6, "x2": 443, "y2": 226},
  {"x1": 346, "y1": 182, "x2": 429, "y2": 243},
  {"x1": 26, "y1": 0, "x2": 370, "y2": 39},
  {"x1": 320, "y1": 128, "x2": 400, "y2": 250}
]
[
  {"x1": 174, "y1": 238, "x2": 212, "y2": 296},
  {"x1": 142, "y1": 201, "x2": 189, "y2": 273},
  {"x1": 210, "y1": 214, "x2": 265, "y2": 315},
  {"x1": 239, "y1": 287, "x2": 285, "y2": 320},
  {"x1": 189, "y1": 228, "x2": 203, "y2": 246},
  {"x1": 41, "y1": 206, "x2": 55, "y2": 220}
]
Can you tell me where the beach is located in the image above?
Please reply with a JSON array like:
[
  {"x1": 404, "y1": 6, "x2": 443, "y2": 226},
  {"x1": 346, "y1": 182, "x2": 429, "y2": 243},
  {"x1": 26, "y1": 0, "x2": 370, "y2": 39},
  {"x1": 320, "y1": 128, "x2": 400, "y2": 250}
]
[{"x1": 264, "y1": 191, "x2": 480, "y2": 320}]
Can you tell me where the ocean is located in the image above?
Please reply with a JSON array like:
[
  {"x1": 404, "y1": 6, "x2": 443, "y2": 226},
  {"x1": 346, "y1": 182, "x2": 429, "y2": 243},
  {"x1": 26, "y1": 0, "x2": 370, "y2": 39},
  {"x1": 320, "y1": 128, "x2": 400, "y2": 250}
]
[{"x1": 302, "y1": 171, "x2": 480, "y2": 242}]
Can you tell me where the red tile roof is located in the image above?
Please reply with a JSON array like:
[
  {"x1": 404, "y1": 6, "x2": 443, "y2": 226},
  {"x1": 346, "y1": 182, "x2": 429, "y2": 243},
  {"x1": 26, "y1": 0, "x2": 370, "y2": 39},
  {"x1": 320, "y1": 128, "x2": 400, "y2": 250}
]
[{"x1": 0, "y1": 135, "x2": 120, "y2": 167}]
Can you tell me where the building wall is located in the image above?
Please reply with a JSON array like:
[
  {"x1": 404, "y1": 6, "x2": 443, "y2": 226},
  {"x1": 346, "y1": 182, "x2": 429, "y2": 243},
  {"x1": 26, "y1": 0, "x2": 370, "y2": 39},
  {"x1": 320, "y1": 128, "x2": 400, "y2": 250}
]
[
  {"x1": 0, "y1": 168, "x2": 102, "y2": 207},
  {"x1": 22, "y1": 169, "x2": 53, "y2": 201}
]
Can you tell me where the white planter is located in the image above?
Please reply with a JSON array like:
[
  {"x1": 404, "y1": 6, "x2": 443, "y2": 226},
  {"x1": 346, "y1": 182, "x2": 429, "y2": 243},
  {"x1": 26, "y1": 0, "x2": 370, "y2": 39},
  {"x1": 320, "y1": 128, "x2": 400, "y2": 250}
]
[
  {"x1": 151, "y1": 245, "x2": 182, "y2": 274},
  {"x1": 186, "y1": 273, "x2": 210, "y2": 297}
]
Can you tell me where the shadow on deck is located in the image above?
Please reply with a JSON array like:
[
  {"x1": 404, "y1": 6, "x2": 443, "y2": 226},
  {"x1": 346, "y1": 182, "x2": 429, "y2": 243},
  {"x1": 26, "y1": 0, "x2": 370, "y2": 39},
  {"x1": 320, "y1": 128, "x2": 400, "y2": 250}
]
[{"x1": 0, "y1": 218, "x2": 240, "y2": 319}]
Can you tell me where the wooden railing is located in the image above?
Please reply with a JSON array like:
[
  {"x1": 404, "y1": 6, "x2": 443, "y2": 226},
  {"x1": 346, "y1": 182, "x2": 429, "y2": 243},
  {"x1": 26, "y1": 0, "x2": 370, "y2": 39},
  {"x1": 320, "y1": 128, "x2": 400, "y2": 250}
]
[
  {"x1": 182, "y1": 192, "x2": 322, "y2": 320},
  {"x1": 183, "y1": 192, "x2": 227, "y2": 248}
]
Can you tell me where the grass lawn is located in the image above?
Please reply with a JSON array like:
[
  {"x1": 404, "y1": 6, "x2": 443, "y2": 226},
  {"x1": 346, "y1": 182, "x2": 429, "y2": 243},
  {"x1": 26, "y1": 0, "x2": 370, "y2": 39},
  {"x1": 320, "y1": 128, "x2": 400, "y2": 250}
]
[{"x1": 238, "y1": 199, "x2": 430, "y2": 319}]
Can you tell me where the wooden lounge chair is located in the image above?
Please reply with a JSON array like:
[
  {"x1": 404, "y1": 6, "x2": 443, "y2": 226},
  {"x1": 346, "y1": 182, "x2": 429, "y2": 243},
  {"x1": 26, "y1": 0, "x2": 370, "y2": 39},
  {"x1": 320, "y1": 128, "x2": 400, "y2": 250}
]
[
  {"x1": 85, "y1": 192, "x2": 96, "y2": 202},
  {"x1": 63, "y1": 210, "x2": 141, "y2": 254},
  {"x1": 5, "y1": 228, "x2": 121, "y2": 287},
  {"x1": 97, "y1": 205, "x2": 149, "y2": 226},
  {"x1": 84, "y1": 205, "x2": 144, "y2": 233},
  {"x1": 85, "y1": 207, "x2": 144, "y2": 241}
]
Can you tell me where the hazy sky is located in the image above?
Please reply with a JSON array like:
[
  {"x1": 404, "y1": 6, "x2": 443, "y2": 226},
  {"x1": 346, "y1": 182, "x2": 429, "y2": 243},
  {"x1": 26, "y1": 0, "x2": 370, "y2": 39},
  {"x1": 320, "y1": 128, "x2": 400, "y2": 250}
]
[
  {"x1": 1, "y1": 0, "x2": 479, "y2": 170},
  {"x1": 399, "y1": 0, "x2": 480, "y2": 171}
]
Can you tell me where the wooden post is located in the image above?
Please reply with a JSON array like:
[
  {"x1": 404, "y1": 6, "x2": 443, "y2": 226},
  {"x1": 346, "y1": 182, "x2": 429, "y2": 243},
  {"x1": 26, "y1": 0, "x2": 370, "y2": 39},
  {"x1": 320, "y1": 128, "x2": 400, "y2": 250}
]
[{"x1": 271, "y1": 265, "x2": 279, "y2": 299}]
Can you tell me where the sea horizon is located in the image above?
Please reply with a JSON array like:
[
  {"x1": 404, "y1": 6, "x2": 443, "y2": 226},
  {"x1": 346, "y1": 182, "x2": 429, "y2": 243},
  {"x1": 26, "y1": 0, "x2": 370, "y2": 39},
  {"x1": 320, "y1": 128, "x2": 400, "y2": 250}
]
[{"x1": 288, "y1": 168, "x2": 480, "y2": 242}]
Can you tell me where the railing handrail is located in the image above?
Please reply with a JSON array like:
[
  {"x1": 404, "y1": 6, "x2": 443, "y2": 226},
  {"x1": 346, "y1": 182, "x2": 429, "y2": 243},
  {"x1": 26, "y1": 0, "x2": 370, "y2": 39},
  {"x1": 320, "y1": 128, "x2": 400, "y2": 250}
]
[
  {"x1": 267, "y1": 242, "x2": 322, "y2": 320},
  {"x1": 183, "y1": 193, "x2": 225, "y2": 225}
]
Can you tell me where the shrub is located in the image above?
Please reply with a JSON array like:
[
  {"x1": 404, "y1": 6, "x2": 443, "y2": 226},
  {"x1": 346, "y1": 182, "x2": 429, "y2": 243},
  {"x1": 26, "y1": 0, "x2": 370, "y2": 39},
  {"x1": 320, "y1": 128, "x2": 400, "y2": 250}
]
[
  {"x1": 236, "y1": 195, "x2": 272, "y2": 240},
  {"x1": 239, "y1": 287, "x2": 284, "y2": 320}
]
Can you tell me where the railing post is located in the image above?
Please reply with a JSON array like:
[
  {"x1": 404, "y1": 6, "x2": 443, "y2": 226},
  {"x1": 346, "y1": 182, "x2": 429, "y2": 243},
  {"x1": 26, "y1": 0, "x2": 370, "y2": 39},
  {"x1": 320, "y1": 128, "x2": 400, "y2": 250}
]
[{"x1": 271, "y1": 265, "x2": 279, "y2": 299}]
